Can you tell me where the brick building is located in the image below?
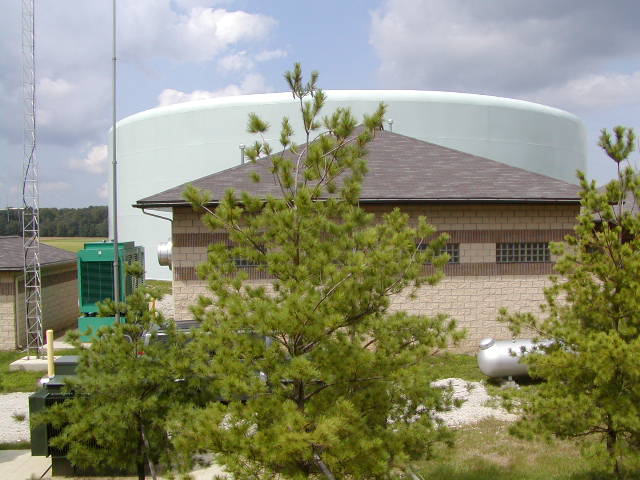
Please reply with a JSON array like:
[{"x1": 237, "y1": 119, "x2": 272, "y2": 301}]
[
  {"x1": 135, "y1": 130, "x2": 581, "y2": 348},
  {"x1": 0, "y1": 237, "x2": 78, "y2": 350}
]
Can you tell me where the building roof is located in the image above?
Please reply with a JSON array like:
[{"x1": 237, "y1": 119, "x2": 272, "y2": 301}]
[
  {"x1": 134, "y1": 130, "x2": 581, "y2": 209},
  {"x1": 0, "y1": 236, "x2": 76, "y2": 271}
]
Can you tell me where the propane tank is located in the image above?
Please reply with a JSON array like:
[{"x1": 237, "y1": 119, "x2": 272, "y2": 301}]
[{"x1": 477, "y1": 337, "x2": 550, "y2": 378}]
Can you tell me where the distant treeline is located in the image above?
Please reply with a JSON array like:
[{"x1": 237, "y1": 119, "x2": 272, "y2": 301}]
[{"x1": 1, "y1": 206, "x2": 108, "y2": 237}]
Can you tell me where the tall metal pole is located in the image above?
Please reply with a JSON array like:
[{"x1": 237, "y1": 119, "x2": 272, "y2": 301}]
[
  {"x1": 112, "y1": 0, "x2": 120, "y2": 322},
  {"x1": 22, "y1": 0, "x2": 43, "y2": 357}
]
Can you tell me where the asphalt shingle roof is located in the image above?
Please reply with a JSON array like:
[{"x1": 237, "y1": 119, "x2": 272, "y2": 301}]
[
  {"x1": 0, "y1": 236, "x2": 76, "y2": 271},
  {"x1": 135, "y1": 130, "x2": 581, "y2": 208}
]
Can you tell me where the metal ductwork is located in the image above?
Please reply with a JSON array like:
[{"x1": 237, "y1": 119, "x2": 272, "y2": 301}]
[{"x1": 157, "y1": 241, "x2": 172, "y2": 269}]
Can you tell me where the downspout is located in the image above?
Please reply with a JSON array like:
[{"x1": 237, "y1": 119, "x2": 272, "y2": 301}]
[
  {"x1": 14, "y1": 273, "x2": 22, "y2": 349},
  {"x1": 141, "y1": 209, "x2": 173, "y2": 223}
]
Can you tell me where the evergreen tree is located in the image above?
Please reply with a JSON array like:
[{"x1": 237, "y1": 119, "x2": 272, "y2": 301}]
[
  {"x1": 499, "y1": 126, "x2": 640, "y2": 477},
  {"x1": 176, "y1": 64, "x2": 463, "y2": 479},
  {"x1": 37, "y1": 267, "x2": 215, "y2": 480}
]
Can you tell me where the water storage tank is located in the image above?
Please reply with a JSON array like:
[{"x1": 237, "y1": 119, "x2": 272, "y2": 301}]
[{"x1": 110, "y1": 90, "x2": 586, "y2": 279}]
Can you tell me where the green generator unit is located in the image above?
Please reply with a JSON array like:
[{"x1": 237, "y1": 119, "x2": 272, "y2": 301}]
[{"x1": 77, "y1": 241, "x2": 144, "y2": 340}]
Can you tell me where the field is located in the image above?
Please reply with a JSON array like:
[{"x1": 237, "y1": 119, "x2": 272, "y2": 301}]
[
  {"x1": 40, "y1": 237, "x2": 106, "y2": 253},
  {"x1": 415, "y1": 418, "x2": 615, "y2": 480}
]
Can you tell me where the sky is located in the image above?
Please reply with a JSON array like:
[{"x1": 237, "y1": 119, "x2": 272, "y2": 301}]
[{"x1": 1, "y1": 0, "x2": 639, "y2": 208}]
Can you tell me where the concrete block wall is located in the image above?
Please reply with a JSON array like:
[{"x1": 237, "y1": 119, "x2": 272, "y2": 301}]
[
  {"x1": 169, "y1": 204, "x2": 578, "y2": 348},
  {"x1": 0, "y1": 271, "x2": 17, "y2": 350},
  {"x1": 2, "y1": 264, "x2": 78, "y2": 351},
  {"x1": 41, "y1": 264, "x2": 79, "y2": 336},
  {"x1": 390, "y1": 275, "x2": 550, "y2": 349}
]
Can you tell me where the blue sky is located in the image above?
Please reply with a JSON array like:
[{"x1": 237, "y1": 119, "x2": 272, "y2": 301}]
[{"x1": 1, "y1": 0, "x2": 639, "y2": 207}]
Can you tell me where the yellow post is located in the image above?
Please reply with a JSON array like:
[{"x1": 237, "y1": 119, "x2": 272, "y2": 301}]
[{"x1": 46, "y1": 329, "x2": 54, "y2": 378}]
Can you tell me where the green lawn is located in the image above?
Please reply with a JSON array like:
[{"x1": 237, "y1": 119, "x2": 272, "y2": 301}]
[
  {"x1": 424, "y1": 352, "x2": 485, "y2": 382},
  {"x1": 145, "y1": 279, "x2": 172, "y2": 296},
  {"x1": 415, "y1": 418, "x2": 624, "y2": 480},
  {"x1": 41, "y1": 237, "x2": 106, "y2": 253},
  {"x1": 0, "y1": 349, "x2": 82, "y2": 393}
]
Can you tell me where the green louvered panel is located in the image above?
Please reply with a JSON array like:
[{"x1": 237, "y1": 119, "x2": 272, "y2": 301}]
[{"x1": 80, "y1": 261, "x2": 114, "y2": 310}]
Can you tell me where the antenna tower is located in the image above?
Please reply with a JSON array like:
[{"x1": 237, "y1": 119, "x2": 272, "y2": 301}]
[{"x1": 22, "y1": 0, "x2": 43, "y2": 357}]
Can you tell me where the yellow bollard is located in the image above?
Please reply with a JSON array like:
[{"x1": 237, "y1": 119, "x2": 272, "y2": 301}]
[{"x1": 46, "y1": 329, "x2": 54, "y2": 378}]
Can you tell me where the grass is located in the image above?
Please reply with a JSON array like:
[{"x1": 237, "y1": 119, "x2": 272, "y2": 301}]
[
  {"x1": 0, "y1": 440, "x2": 30, "y2": 450},
  {"x1": 145, "y1": 279, "x2": 172, "y2": 296},
  {"x1": 0, "y1": 348, "x2": 82, "y2": 393},
  {"x1": 425, "y1": 352, "x2": 485, "y2": 382},
  {"x1": 40, "y1": 237, "x2": 106, "y2": 253},
  {"x1": 415, "y1": 418, "x2": 624, "y2": 480}
]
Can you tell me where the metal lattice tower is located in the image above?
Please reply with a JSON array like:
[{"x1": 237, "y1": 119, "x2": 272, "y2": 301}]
[{"x1": 22, "y1": 0, "x2": 43, "y2": 357}]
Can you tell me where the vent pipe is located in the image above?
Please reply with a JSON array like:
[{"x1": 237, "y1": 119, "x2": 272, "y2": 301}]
[
  {"x1": 157, "y1": 240, "x2": 172, "y2": 269},
  {"x1": 239, "y1": 144, "x2": 245, "y2": 165},
  {"x1": 386, "y1": 118, "x2": 394, "y2": 132}
]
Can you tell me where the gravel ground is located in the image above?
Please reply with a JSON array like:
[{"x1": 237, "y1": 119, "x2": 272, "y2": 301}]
[
  {"x1": 0, "y1": 375, "x2": 516, "y2": 444},
  {"x1": 0, "y1": 392, "x2": 31, "y2": 444},
  {"x1": 155, "y1": 293, "x2": 175, "y2": 318},
  {"x1": 432, "y1": 377, "x2": 518, "y2": 427}
]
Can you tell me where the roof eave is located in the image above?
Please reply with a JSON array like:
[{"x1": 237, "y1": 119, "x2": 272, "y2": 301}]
[
  {"x1": 0, "y1": 258, "x2": 76, "y2": 271},
  {"x1": 134, "y1": 197, "x2": 581, "y2": 210}
]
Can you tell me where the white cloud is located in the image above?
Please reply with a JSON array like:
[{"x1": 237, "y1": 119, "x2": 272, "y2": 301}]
[
  {"x1": 97, "y1": 182, "x2": 109, "y2": 200},
  {"x1": 218, "y1": 51, "x2": 254, "y2": 72},
  {"x1": 173, "y1": 0, "x2": 232, "y2": 10},
  {"x1": 67, "y1": 144, "x2": 109, "y2": 174},
  {"x1": 1, "y1": 1, "x2": 278, "y2": 148},
  {"x1": 370, "y1": 0, "x2": 640, "y2": 102},
  {"x1": 41, "y1": 181, "x2": 71, "y2": 192},
  {"x1": 35, "y1": 73, "x2": 110, "y2": 146},
  {"x1": 255, "y1": 49, "x2": 287, "y2": 62},
  {"x1": 157, "y1": 73, "x2": 272, "y2": 106},
  {"x1": 218, "y1": 48, "x2": 288, "y2": 72},
  {"x1": 140, "y1": 6, "x2": 277, "y2": 63},
  {"x1": 528, "y1": 71, "x2": 640, "y2": 111}
]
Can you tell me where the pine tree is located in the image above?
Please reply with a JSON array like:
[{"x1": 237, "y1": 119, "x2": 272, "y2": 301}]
[
  {"x1": 499, "y1": 126, "x2": 640, "y2": 477},
  {"x1": 37, "y1": 268, "x2": 216, "y2": 480},
  {"x1": 176, "y1": 64, "x2": 464, "y2": 479}
]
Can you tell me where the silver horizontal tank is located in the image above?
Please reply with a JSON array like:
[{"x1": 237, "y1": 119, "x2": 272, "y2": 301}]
[
  {"x1": 477, "y1": 337, "x2": 550, "y2": 378},
  {"x1": 157, "y1": 241, "x2": 172, "y2": 269}
]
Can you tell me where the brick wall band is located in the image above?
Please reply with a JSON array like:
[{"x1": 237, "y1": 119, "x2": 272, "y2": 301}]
[
  {"x1": 16, "y1": 269, "x2": 77, "y2": 293},
  {"x1": 175, "y1": 261, "x2": 555, "y2": 281},
  {"x1": 175, "y1": 266, "x2": 272, "y2": 281},
  {"x1": 173, "y1": 229, "x2": 574, "y2": 249}
]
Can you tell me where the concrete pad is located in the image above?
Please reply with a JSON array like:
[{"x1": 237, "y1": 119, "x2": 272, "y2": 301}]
[
  {"x1": 9, "y1": 356, "x2": 57, "y2": 372},
  {"x1": 53, "y1": 341, "x2": 75, "y2": 350},
  {"x1": 0, "y1": 450, "x2": 50, "y2": 480},
  {"x1": 180, "y1": 463, "x2": 228, "y2": 479},
  {"x1": 0, "y1": 449, "x2": 226, "y2": 480}
]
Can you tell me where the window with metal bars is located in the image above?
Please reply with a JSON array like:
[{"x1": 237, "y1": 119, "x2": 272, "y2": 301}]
[
  {"x1": 496, "y1": 242, "x2": 550, "y2": 263},
  {"x1": 417, "y1": 243, "x2": 460, "y2": 264},
  {"x1": 227, "y1": 245, "x2": 264, "y2": 268}
]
